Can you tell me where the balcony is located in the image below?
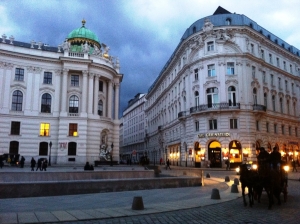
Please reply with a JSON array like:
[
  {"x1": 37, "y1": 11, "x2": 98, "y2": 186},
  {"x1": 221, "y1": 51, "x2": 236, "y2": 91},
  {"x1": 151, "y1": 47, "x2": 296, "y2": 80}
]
[
  {"x1": 178, "y1": 111, "x2": 188, "y2": 120},
  {"x1": 190, "y1": 103, "x2": 240, "y2": 114},
  {"x1": 253, "y1": 104, "x2": 266, "y2": 112}
]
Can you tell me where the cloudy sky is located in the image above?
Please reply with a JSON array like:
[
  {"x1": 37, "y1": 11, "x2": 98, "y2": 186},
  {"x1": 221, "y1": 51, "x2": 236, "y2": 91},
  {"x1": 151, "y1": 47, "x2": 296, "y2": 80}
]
[{"x1": 1, "y1": 0, "x2": 300, "y2": 116}]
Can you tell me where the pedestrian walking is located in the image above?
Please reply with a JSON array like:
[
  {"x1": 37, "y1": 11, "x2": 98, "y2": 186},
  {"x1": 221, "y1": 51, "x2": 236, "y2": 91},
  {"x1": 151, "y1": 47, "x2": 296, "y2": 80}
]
[
  {"x1": 30, "y1": 157, "x2": 36, "y2": 171},
  {"x1": 225, "y1": 159, "x2": 230, "y2": 170},
  {"x1": 166, "y1": 159, "x2": 171, "y2": 170},
  {"x1": 36, "y1": 158, "x2": 42, "y2": 171},
  {"x1": 20, "y1": 156, "x2": 25, "y2": 168},
  {"x1": 292, "y1": 159, "x2": 298, "y2": 172},
  {"x1": 41, "y1": 159, "x2": 48, "y2": 171}
]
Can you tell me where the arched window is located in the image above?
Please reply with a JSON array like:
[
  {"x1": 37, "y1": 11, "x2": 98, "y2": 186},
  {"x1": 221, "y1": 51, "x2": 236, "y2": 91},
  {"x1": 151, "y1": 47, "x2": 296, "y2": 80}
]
[
  {"x1": 272, "y1": 95, "x2": 276, "y2": 111},
  {"x1": 253, "y1": 88, "x2": 257, "y2": 105},
  {"x1": 9, "y1": 141, "x2": 19, "y2": 154},
  {"x1": 69, "y1": 95, "x2": 79, "y2": 113},
  {"x1": 194, "y1": 91, "x2": 199, "y2": 107},
  {"x1": 206, "y1": 87, "x2": 219, "y2": 108},
  {"x1": 225, "y1": 18, "x2": 231, "y2": 25},
  {"x1": 228, "y1": 86, "x2": 236, "y2": 106},
  {"x1": 98, "y1": 100, "x2": 103, "y2": 116},
  {"x1": 11, "y1": 90, "x2": 23, "y2": 111},
  {"x1": 264, "y1": 93, "x2": 267, "y2": 108},
  {"x1": 68, "y1": 142, "x2": 77, "y2": 156},
  {"x1": 41, "y1": 93, "x2": 52, "y2": 113},
  {"x1": 280, "y1": 98, "x2": 283, "y2": 113}
]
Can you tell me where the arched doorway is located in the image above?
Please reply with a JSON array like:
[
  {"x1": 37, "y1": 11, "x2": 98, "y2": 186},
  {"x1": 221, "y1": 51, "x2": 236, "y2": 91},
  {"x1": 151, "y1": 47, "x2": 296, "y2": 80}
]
[{"x1": 208, "y1": 141, "x2": 221, "y2": 168}]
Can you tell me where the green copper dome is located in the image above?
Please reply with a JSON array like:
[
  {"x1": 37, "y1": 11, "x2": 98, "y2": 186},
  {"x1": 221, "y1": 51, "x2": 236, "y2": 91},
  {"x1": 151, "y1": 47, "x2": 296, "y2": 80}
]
[{"x1": 67, "y1": 19, "x2": 101, "y2": 49}]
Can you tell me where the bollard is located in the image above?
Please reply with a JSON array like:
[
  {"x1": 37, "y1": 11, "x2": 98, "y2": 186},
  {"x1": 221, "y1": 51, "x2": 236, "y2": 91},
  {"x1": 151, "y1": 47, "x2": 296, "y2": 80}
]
[
  {"x1": 234, "y1": 178, "x2": 239, "y2": 185},
  {"x1": 206, "y1": 173, "x2": 210, "y2": 178},
  {"x1": 201, "y1": 170, "x2": 204, "y2": 186},
  {"x1": 231, "y1": 184, "x2": 239, "y2": 193},
  {"x1": 132, "y1": 196, "x2": 144, "y2": 210},
  {"x1": 225, "y1": 176, "x2": 230, "y2": 182},
  {"x1": 211, "y1": 188, "x2": 221, "y2": 199}
]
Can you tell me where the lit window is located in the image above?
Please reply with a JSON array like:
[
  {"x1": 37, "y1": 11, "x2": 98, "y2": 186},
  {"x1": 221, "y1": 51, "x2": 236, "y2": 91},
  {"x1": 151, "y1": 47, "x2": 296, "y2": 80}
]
[
  {"x1": 207, "y1": 64, "x2": 216, "y2": 77},
  {"x1": 43, "y1": 72, "x2": 52, "y2": 84},
  {"x1": 207, "y1": 41, "x2": 214, "y2": 51},
  {"x1": 69, "y1": 123, "x2": 78, "y2": 136},
  {"x1": 71, "y1": 75, "x2": 79, "y2": 87},
  {"x1": 227, "y1": 62, "x2": 234, "y2": 75},
  {"x1": 40, "y1": 123, "x2": 50, "y2": 136},
  {"x1": 15, "y1": 68, "x2": 24, "y2": 81}
]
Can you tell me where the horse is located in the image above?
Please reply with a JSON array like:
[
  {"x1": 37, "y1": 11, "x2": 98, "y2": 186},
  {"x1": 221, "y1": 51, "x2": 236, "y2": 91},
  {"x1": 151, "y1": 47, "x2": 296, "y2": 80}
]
[{"x1": 239, "y1": 164, "x2": 255, "y2": 207}]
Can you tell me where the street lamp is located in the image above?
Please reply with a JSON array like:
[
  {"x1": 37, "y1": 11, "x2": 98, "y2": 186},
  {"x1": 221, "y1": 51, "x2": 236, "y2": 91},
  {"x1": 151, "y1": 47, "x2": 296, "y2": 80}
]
[
  {"x1": 110, "y1": 143, "x2": 114, "y2": 166},
  {"x1": 49, "y1": 141, "x2": 52, "y2": 166}
]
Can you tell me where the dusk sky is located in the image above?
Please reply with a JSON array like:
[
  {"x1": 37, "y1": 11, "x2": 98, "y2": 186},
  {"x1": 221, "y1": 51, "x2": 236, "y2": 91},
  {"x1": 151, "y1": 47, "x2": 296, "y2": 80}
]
[{"x1": 1, "y1": 0, "x2": 300, "y2": 116}]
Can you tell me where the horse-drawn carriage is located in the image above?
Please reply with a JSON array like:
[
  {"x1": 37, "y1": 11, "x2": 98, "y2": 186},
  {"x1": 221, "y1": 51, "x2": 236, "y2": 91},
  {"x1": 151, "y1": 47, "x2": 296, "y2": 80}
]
[{"x1": 239, "y1": 162, "x2": 289, "y2": 209}]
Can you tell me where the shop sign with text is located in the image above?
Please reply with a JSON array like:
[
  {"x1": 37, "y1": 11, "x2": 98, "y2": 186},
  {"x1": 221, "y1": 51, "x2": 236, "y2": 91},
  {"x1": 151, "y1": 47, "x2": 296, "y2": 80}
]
[{"x1": 198, "y1": 132, "x2": 230, "y2": 138}]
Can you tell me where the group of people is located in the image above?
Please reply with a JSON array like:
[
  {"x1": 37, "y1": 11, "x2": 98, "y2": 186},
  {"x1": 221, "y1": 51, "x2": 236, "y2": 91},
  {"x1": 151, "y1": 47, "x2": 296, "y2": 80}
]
[
  {"x1": 30, "y1": 157, "x2": 48, "y2": 171},
  {"x1": 84, "y1": 162, "x2": 94, "y2": 170}
]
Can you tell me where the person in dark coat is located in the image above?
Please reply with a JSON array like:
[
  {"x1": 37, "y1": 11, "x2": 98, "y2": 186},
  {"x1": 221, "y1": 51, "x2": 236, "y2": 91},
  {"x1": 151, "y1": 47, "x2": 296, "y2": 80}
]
[
  {"x1": 30, "y1": 157, "x2": 36, "y2": 171},
  {"x1": 166, "y1": 159, "x2": 171, "y2": 170},
  {"x1": 84, "y1": 162, "x2": 91, "y2": 170},
  {"x1": 36, "y1": 158, "x2": 42, "y2": 171},
  {"x1": 41, "y1": 159, "x2": 48, "y2": 171},
  {"x1": 270, "y1": 147, "x2": 281, "y2": 170},
  {"x1": 20, "y1": 156, "x2": 25, "y2": 168}
]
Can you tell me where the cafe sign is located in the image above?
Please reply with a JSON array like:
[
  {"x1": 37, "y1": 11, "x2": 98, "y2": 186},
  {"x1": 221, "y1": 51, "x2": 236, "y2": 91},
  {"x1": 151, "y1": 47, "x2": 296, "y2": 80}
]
[{"x1": 198, "y1": 132, "x2": 230, "y2": 138}]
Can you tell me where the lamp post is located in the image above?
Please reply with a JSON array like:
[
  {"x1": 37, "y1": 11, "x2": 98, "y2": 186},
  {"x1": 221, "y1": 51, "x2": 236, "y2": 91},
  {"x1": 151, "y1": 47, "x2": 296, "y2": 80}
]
[
  {"x1": 110, "y1": 143, "x2": 114, "y2": 166},
  {"x1": 49, "y1": 141, "x2": 52, "y2": 166}
]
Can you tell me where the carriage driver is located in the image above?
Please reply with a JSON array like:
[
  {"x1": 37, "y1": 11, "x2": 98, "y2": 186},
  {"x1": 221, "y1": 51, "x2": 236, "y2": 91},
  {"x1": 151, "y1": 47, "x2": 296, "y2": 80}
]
[
  {"x1": 270, "y1": 146, "x2": 281, "y2": 171},
  {"x1": 257, "y1": 147, "x2": 270, "y2": 172}
]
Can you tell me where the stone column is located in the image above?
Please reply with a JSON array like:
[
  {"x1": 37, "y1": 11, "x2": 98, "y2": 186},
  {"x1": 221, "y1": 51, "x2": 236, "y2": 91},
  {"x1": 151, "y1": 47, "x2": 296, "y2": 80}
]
[
  {"x1": 53, "y1": 70, "x2": 62, "y2": 116},
  {"x1": 114, "y1": 83, "x2": 120, "y2": 119},
  {"x1": 88, "y1": 73, "x2": 94, "y2": 115},
  {"x1": 2, "y1": 63, "x2": 13, "y2": 113},
  {"x1": 103, "y1": 80, "x2": 107, "y2": 117},
  {"x1": 60, "y1": 69, "x2": 69, "y2": 114},
  {"x1": 93, "y1": 74, "x2": 100, "y2": 115},
  {"x1": 107, "y1": 81, "x2": 113, "y2": 119},
  {"x1": 81, "y1": 70, "x2": 88, "y2": 114}
]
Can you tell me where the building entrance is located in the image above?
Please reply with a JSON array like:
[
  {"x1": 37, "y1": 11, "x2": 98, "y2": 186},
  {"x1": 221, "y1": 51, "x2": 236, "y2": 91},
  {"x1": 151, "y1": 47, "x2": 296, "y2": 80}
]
[{"x1": 208, "y1": 141, "x2": 222, "y2": 168}]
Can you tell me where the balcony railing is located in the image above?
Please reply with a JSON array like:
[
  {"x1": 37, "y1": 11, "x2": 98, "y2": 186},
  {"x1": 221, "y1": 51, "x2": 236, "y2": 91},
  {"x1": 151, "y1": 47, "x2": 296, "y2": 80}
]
[
  {"x1": 253, "y1": 104, "x2": 266, "y2": 112},
  {"x1": 190, "y1": 103, "x2": 240, "y2": 114},
  {"x1": 178, "y1": 111, "x2": 188, "y2": 119}
]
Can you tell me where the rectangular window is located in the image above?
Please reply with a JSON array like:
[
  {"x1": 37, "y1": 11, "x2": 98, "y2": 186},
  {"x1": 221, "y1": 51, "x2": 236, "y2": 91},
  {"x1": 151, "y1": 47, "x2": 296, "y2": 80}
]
[
  {"x1": 99, "y1": 81, "x2": 103, "y2": 92},
  {"x1": 209, "y1": 119, "x2": 217, "y2": 130},
  {"x1": 195, "y1": 121, "x2": 199, "y2": 131},
  {"x1": 252, "y1": 66, "x2": 256, "y2": 78},
  {"x1": 71, "y1": 75, "x2": 79, "y2": 87},
  {"x1": 278, "y1": 77, "x2": 281, "y2": 89},
  {"x1": 15, "y1": 68, "x2": 24, "y2": 81},
  {"x1": 266, "y1": 122, "x2": 269, "y2": 133},
  {"x1": 43, "y1": 72, "x2": 52, "y2": 84},
  {"x1": 269, "y1": 54, "x2": 272, "y2": 64},
  {"x1": 281, "y1": 125, "x2": 285, "y2": 135},
  {"x1": 285, "y1": 80, "x2": 288, "y2": 91},
  {"x1": 251, "y1": 44, "x2": 254, "y2": 54},
  {"x1": 10, "y1": 121, "x2": 21, "y2": 135},
  {"x1": 292, "y1": 83, "x2": 294, "y2": 93},
  {"x1": 296, "y1": 127, "x2": 298, "y2": 137},
  {"x1": 69, "y1": 123, "x2": 78, "y2": 136},
  {"x1": 207, "y1": 41, "x2": 214, "y2": 51},
  {"x1": 283, "y1": 61, "x2": 286, "y2": 71},
  {"x1": 208, "y1": 64, "x2": 216, "y2": 77},
  {"x1": 227, "y1": 62, "x2": 234, "y2": 75},
  {"x1": 40, "y1": 123, "x2": 50, "y2": 136},
  {"x1": 256, "y1": 121, "x2": 259, "y2": 131},
  {"x1": 262, "y1": 71, "x2": 266, "y2": 83},
  {"x1": 194, "y1": 68, "x2": 199, "y2": 80},
  {"x1": 274, "y1": 124, "x2": 277, "y2": 134},
  {"x1": 230, "y1": 119, "x2": 238, "y2": 129},
  {"x1": 276, "y1": 58, "x2": 280, "y2": 67},
  {"x1": 261, "y1": 50, "x2": 264, "y2": 60},
  {"x1": 289, "y1": 126, "x2": 291, "y2": 136},
  {"x1": 271, "y1": 74, "x2": 274, "y2": 85},
  {"x1": 290, "y1": 64, "x2": 293, "y2": 74}
]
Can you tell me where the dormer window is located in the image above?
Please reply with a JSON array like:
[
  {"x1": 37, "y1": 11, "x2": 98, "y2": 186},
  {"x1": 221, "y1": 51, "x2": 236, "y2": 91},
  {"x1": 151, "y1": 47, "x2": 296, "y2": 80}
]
[
  {"x1": 193, "y1": 26, "x2": 196, "y2": 34},
  {"x1": 207, "y1": 41, "x2": 214, "y2": 52}
]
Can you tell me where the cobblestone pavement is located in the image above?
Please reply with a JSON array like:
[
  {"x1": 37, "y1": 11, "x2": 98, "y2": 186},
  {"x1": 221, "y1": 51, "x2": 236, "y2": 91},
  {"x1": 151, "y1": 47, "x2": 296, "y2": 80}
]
[{"x1": 47, "y1": 180, "x2": 300, "y2": 224}]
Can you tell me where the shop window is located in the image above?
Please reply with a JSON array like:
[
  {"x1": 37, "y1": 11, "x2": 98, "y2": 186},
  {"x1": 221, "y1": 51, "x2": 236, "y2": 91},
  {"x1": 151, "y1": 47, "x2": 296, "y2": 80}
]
[
  {"x1": 40, "y1": 123, "x2": 50, "y2": 136},
  {"x1": 11, "y1": 121, "x2": 21, "y2": 135},
  {"x1": 69, "y1": 123, "x2": 78, "y2": 136}
]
